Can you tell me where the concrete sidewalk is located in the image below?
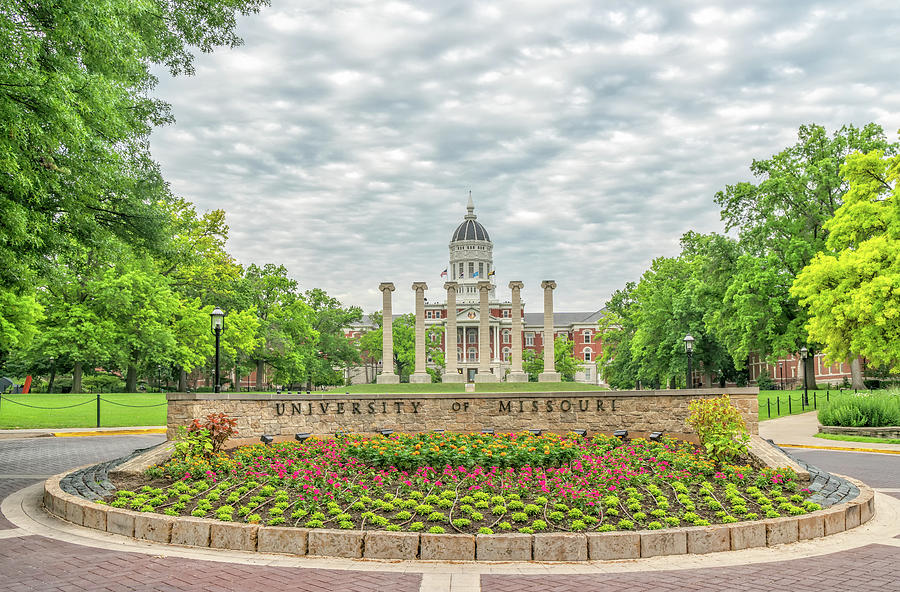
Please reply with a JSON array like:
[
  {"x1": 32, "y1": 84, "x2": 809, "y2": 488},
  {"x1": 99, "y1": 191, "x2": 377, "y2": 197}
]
[
  {"x1": 759, "y1": 412, "x2": 900, "y2": 453},
  {"x1": 0, "y1": 426, "x2": 165, "y2": 439}
]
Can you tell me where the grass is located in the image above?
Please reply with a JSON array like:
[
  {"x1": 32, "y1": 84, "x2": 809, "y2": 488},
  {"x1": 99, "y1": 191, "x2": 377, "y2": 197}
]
[
  {"x1": 323, "y1": 382, "x2": 609, "y2": 394},
  {"x1": 814, "y1": 433, "x2": 900, "y2": 445},
  {"x1": 0, "y1": 393, "x2": 167, "y2": 429},
  {"x1": 757, "y1": 389, "x2": 842, "y2": 421}
]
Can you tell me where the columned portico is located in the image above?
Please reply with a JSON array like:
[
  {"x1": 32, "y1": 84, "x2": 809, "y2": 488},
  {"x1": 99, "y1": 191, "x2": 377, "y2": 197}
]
[
  {"x1": 442, "y1": 282, "x2": 465, "y2": 382},
  {"x1": 409, "y1": 282, "x2": 431, "y2": 383},
  {"x1": 376, "y1": 282, "x2": 399, "y2": 384},
  {"x1": 538, "y1": 280, "x2": 561, "y2": 382},
  {"x1": 475, "y1": 280, "x2": 499, "y2": 382},
  {"x1": 507, "y1": 281, "x2": 528, "y2": 382}
]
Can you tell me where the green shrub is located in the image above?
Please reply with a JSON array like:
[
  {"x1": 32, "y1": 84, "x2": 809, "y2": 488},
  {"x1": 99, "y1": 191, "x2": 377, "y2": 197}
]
[
  {"x1": 818, "y1": 392, "x2": 900, "y2": 427},
  {"x1": 687, "y1": 394, "x2": 750, "y2": 461}
]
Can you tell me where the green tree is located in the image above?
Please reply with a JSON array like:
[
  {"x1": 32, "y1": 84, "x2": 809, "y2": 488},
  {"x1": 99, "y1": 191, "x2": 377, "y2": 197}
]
[
  {"x1": 356, "y1": 313, "x2": 444, "y2": 382},
  {"x1": 713, "y1": 123, "x2": 897, "y2": 387},
  {"x1": 522, "y1": 337, "x2": 583, "y2": 382},
  {"x1": 302, "y1": 288, "x2": 362, "y2": 388},
  {"x1": 1, "y1": 0, "x2": 267, "y2": 287},
  {"x1": 791, "y1": 148, "x2": 900, "y2": 372},
  {"x1": 597, "y1": 283, "x2": 639, "y2": 389}
]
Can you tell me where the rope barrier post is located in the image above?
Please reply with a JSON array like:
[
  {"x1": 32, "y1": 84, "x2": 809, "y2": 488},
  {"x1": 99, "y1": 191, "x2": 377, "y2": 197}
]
[
  {"x1": 777, "y1": 397, "x2": 780, "y2": 416},
  {"x1": 814, "y1": 392, "x2": 817, "y2": 409},
  {"x1": 767, "y1": 398, "x2": 771, "y2": 419},
  {"x1": 96, "y1": 394, "x2": 101, "y2": 428},
  {"x1": 788, "y1": 396, "x2": 792, "y2": 415}
]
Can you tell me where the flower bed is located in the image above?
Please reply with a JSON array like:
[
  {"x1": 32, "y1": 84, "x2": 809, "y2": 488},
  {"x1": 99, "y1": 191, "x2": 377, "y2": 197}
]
[{"x1": 104, "y1": 432, "x2": 820, "y2": 535}]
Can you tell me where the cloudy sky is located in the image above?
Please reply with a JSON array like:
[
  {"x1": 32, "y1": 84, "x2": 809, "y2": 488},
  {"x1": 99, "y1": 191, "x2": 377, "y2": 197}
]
[{"x1": 150, "y1": 1, "x2": 900, "y2": 315}]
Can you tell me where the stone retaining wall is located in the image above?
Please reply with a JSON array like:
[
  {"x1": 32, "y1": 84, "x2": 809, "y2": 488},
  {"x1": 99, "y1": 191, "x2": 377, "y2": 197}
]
[
  {"x1": 43, "y1": 471, "x2": 875, "y2": 562},
  {"x1": 166, "y1": 388, "x2": 759, "y2": 441},
  {"x1": 819, "y1": 424, "x2": 900, "y2": 439}
]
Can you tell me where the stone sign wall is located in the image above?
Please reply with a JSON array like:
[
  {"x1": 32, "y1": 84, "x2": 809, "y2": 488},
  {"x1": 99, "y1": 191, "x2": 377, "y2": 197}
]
[{"x1": 166, "y1": 388, "x2": 758, "y2": 442}]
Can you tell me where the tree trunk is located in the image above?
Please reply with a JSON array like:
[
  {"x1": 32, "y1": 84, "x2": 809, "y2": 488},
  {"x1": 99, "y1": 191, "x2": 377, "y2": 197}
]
[
  {"x1": 126, "y1": 366, "x2": 138, "y2": 393},
  {"x1": 256, "y1": 359, "x2": 265, "y2": 391},
  {"x1": 849, "y1": 357, "x2": 865, "y2": 389},
  {"x1": 234, "y1": 367, "x2": 239, "y2": 392},
  {"x1": 48, "y1": 368, "x2": 57, "y2": 393},
  {"x1": 72, "y1": 362, "x2": 83, "y2": 393},
  {"x1": 178, "y1": 368, "x2": 187, "y2": 392}
]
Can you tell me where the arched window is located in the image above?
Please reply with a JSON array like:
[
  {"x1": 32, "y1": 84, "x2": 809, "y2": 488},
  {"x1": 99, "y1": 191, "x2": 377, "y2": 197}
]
[
  {"x1": 457, "y1": 347, "x2": 463, "y2": 362},
  {"x1": 502, "y1": 347, "x2": 511, "y2": 362},
  {"x1": 502, "y1": 329, "x2": 510, "y2": 344},
  {"x1": 468, "y1": 347, "x2": 478, "y2": 362},
  {"x1": 584, "y1": 347, "x2": 593, "y2": 362}
]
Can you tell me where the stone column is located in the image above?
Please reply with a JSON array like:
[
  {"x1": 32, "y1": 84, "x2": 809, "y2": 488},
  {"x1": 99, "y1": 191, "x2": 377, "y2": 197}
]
[
  {"x1": 409, "y1": 282, "x2": 430, "y2": 384},
  {"x1": 507, "y1": 281, "x2": 528, "y2": 382},
  {"x1": 442, "y1": 282, "x2": 465, "y2": 383},
  {"x1": 475, "y1": 280, "x2": 499, "y2": 382},
  {"x1": 538, "y1": 280, "x2": 561, "y2": 382},
  {"x1": 376, "y1": 283, "x2": 399, "y2": 384}
]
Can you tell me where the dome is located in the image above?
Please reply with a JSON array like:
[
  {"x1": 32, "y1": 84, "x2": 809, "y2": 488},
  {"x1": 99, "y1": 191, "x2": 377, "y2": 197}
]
[{"x1": 451, "y1": 219, "x2": 490, "y2": 242}]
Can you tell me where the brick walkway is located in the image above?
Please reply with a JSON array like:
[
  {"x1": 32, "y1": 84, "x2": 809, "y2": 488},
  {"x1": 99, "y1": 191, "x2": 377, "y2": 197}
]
[{"x1": 482, "y1": 544, "x2": 900, "y2": 592}]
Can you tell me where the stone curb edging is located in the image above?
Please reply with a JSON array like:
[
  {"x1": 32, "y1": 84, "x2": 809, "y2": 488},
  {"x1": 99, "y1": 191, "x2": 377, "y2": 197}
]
[
  {"x1": 818, "y1": 424, "x2": 900, "y2": 439},
  {"x1": 41, "y1": 471, "x2": 877, "y2": 562}
]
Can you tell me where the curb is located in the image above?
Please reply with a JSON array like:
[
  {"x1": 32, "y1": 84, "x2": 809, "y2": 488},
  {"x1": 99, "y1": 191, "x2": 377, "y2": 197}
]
[
  {"x1": 41, "y1": 470, "x2": 877, "y2": 562},
  {"x1": 52, "y1": 428, "x2": 167, "y2": 437},
  {"x1": 777, "y1": 443, "x2": 900, "y2": 455}
]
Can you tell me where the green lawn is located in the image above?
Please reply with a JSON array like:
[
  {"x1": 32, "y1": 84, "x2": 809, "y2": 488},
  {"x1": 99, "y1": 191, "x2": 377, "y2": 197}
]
[
  {"x1": 323, "y1": 382, "x2": 610, "y2": 394},
  {"x1": 0, "y1": 393, "x2": 167, "y2": 429},
  {"x1": 814, "y1": 433, "x2": 900, "y2": 445}
]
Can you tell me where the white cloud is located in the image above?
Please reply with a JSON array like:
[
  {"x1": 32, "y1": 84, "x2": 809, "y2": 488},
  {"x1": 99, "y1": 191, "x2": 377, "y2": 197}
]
[{"x1": 149, "y1": 0, "x2": 900, "y2": 314}]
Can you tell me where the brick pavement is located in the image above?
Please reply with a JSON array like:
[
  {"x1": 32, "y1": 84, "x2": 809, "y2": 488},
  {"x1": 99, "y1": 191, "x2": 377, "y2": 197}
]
[
  {"x1": 0, "y1": 534, "x2": 422, "y2": 592},
  {"x1": 481, "y1": 544, "x2": 900, "y2": 592}
]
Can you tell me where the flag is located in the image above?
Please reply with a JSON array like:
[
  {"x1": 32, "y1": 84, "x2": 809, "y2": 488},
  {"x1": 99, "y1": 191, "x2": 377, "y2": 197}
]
[
  {"x1": 440, "y1": 269, "x2": 448, "y2": 279},
  {"x1": 488, "y1": 270, "x2": 495, "y2": 277},
  {"x1": 473, "y1": 271, "x2": 479, "y2": 277},
  {"x1": 459, "y1": 272, "x2": 464, "y2": 278}
]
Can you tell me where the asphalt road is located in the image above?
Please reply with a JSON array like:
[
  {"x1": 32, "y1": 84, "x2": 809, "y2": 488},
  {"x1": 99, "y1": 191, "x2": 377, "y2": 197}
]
[{"x1": 788, "y1": 448, "x2": 900, "y2": 489}]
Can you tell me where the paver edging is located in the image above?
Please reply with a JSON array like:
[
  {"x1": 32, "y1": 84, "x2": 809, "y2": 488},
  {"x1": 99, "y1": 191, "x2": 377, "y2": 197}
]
[{"x1": 41, "y1": 469, "x2": 878, "y2": 561}]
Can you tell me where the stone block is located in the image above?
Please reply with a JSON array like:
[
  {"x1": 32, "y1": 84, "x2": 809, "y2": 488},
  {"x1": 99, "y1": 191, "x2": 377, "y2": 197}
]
[
  {"x1": 364, "y1": 531, "x2": 419, "y2": 560},
  {"x1": 210, "y1": 522, "x2": 258, "y2": 551},
  {"x1": 64, "y1": 499, "x2": 84, "y2": 526},
  {"x1": 42, "y1": 487, "x2": 53, "y2": 513},
  {"x1": 845, "y1": 504, "x2": 860, "y2": 529},
  {"x1": 686, "y1": 526, "x2": 730, "y2": 555},
  {"x1": 823, "y1": 507, "x2": 846, "y2": 535},
  {"x1": 862, "y1": 496, "x2": 875, "y2": 524},
  {"x1": 420, "y1": 533, "x2": 475, "y2": 560},
  {"x1": 106, "y1": 508, "x2": 136, "y2": 537},
  {"x1": 640, "y1": 529, "x2": 687, "y2": 557},
  {"x1": 532, "y1": 533, "x2": 587, "y2": 561},
  {"x1": 81, "y1": 503, "x2": 107, "y2": 531},
  {"x1": 476, "y1": 533, "x2": 532, "y2": 561},
  {"x1": 51, "y1": 491, "x2": 67, "y2": 519},
  {"x1": 729, "y1": 522, "x2": 766, "y2": 550},
  {"x1": 765, "y1": 518, "x2": 799, "y2": 546},
  {"x1": 307, "y1": 529, "x2": 363, "y2": 558},
  {"x1": 587, "y1": 532, "x2": 640, "y2": 560},
  {"x1": 257, "y1": 526, "x2": 307, "y2": 555},
  {"x1": 797, "y1": 514, "x2": 824, "y2": 540},
  {"x1": 134, "y1": 514, "x2": 175, "y2": 543},
  {"x1": 171, "y1": 517, "x2": 211, "y2": 547}
]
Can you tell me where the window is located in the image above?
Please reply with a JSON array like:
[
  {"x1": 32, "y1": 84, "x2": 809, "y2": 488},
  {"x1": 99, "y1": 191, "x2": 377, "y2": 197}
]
[
  {"x1": 525, "y1": 332, "x2": 534, "y2": 346},
  {"x1": 457, "y1": 347, "x2": 463, "y2": 362},
  {"x1": 468, "y1": 347, "x2": 477, "y2": 362},
  {"x1": 584, "y1": 347, "x2": 593, "y2": 361},
  {"x1": 479, "y1": 262, "x2": 484, "y2": 277},
  {"x1": 585, "y1": 368, "x2": 591, "y2": 381},
  {"x1": 468, "y1": 329, "x2": 477, "y2": 344},
  {"x1": 583, "y1": 330, "x2": 592, "y2": 344},
  {"x1": 426, "y1": 311, "x2": 432, "y2": 319},
  {"x1": 469, "y1": 262, "x2": 474, "y2": 277},
  {"x1": 502, "y1": 329, "x2": 510, "y2": 344},
  {"x1": 502, "y1": 309, "x2": 510, "y2": 318},
  {"x1": 502, "y1": 347, "x2": 511, "y2": 362}
]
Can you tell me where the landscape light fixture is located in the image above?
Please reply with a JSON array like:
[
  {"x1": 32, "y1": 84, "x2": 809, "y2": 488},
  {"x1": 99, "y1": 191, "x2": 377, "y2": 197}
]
[
  {"x1": 433, "y1": 429, "x2": 445, "y2": 433},
  {"x1": 528, "y1": 429, "x2": 542, "y2": 436},
  {"x1": 260, "y1": 435, "x2": 274, "y2": 445},
  {"x1": 334, "y1": 431, "x2": 345, "y2": 438},
  {"x1": 294, "y1": 433, "x2": 312, "y2": 443},
  {"x1": 683, "y1": 334, "x2": 695, "y2": 389},
  {"x1": 613, "y1": 430, "x2": 628, "y2": 440},
  {"x1": 306, "y1": 389, "x2": 311, "y2": 395},
  {"x1": 800, "y1": 346, "x2": 810, "y2": 406},
  {"x1": 482, "y1": 429, "x2": 495, "y2": 435},
  {"x1": 571, "y1": 429, "x2": 587, "y2": 437},
  {"x1": 379, "y1": 429, "x2": 394, "y2": 437},
  {"x1": 276, "y1": 389, "x2": 281, "y2": 395},
  {"x1": 210, "y1": 307, "x2": 226, "y2": 393},
  {"x1": 649, "y1": 431, "x2": 664, "y2": 442}
]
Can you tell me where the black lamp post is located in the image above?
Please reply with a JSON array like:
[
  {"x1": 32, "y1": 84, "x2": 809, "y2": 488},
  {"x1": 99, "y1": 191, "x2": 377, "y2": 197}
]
[
  {"x1": 683, "y1": 334, "x2": 695, "y2": 389},
  {"x1": 210, "y1": 307, "x2": 226, "y2": 393},
  {"x1": 778, "y1": 361, "x2": 784, "y2": 391},
  {"x1": 800, "y1": 346, "x2": 809, "y2": 406}
]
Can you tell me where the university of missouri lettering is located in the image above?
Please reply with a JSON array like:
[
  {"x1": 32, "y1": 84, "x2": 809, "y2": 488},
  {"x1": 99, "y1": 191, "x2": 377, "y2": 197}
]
[{"x1": 497, "y1": 399, "x2": 616, "y2": 413}]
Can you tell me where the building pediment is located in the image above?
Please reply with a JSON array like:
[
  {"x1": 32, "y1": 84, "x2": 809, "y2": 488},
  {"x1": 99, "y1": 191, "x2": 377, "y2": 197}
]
[{"x1": 457, "y1": 307, "x2": 480, "y2": 321}]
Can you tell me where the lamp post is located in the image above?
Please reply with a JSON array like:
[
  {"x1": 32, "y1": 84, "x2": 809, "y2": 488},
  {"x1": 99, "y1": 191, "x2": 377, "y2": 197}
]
[
  {"x1": 683, "y1": 334, "x2": 695, "y2": 389},
  {"x1": 800, "y1": 346, "x2": 809, "y2": 406},
  {"x1": 779, "y1": 361, "x2": 784, "y2": 391},
  {"x1": 210, "y1": 307, "x2": 226, "y2": 393},
  {"x1": 48, "y1": 356, "x2": 55, "y2": 394}
]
